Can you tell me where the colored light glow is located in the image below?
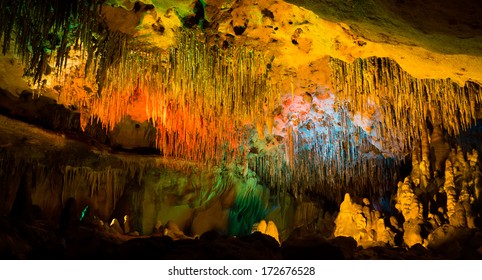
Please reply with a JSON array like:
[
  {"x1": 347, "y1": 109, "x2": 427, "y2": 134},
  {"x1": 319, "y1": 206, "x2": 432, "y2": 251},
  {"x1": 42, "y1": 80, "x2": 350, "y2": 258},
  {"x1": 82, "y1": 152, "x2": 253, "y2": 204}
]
[
  {"x1": 80, "y1": 31, "x2": 277, "y2": 163},
  {"x1": 250, "y1": 88, "x2": 400, "y2": 201},
  {"x1": 80, "y1": 205, "x2": 89, "y2": 221}
]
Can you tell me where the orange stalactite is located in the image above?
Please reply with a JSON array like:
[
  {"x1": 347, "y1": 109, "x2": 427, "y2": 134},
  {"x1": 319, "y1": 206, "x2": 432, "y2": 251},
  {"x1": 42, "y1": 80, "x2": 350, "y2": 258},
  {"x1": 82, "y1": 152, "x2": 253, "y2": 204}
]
[
  {"x1": 54, "y1": 30, "x2": 275, "y2": 163},
  {"x1": 126, "y1": 87, "x2": 149, "y2": 123}
]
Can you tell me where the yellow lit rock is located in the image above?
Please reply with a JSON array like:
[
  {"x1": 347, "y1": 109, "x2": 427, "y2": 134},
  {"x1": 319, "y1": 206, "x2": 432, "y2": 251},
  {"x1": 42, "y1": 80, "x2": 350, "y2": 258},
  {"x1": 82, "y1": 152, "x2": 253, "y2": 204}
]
[
  {"x1": 266, "y1": 221, "x2": 280, "y2": 244},
  {"x1": 123, "y1": 215, "x2": 130, "y2": 234},
  {"x1": 334, "y1": 193, "x2": 395, "y2": 247},
  {"x1": 110, "y1": 218, "x2": 124, "y2": 235},
  {"x1": 257, "y1": 220, "x2": 267, "y2": 234},
  {"x1": 255, "y1": 219, "x2": 280, "y2": 244}
]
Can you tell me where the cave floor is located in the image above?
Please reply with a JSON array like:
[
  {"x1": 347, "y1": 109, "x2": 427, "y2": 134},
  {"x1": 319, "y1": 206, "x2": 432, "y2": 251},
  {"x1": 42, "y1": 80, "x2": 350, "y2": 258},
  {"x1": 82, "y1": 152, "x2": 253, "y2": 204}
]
[{"x1": 0, "y1": 215, "x2": 453, "y2": 260}]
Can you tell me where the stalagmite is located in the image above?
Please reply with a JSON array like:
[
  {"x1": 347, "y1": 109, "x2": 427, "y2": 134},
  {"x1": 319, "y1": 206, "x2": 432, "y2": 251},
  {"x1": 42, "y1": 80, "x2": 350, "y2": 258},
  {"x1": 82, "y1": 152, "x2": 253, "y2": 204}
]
[
  {"x1": 256, "y1": 220, "x2": 268, "y2": 234},
  {"x1": 471, "y1": 152, "x2": 482, "y2": 203},
  {"x1": 164, "y1": 221, "x2": 188, "y2": 240},
  {"x1": 154, "y1": 220, "x2": 164, "y2": 233},
  {"x1": 403, "y1": 220, "x2": 424, "y2": 248},
  {"x1": 395, "y1": 178, "x2": 423, "y2": 221},
  {"x1": 254, "y1": 220, "x2": 280, "y2": 244},
  {"x1": 395, "y1": 178, "x2": 424, "y2": 247},
  {"x1": 334, "y1": 193, "x2": 395, "y2": 247},
  {"x1": 123, "y1": 215, "x2": 130, "y2": 234},
  {"x1": 420, "y1": 125, "x2": 431, "y2": 188},
  {"x1": 376, "y1": 218, "x2": 396, "y2": 246},
  {"x1": 430, "y1": 125, "x2": 450, "y2": 174},
  {"x1": 444, "y1": 160, "x2": 457, "y2": 222},
  {"x1": 110, "y1": 218, "x2": 124, "y2": 235},
  {"x1": 411, "y1": 141, "x2": 422, "y2": 187},
  {"x1": 266, "y1": 221, "x2": 280, "y2": 244}
]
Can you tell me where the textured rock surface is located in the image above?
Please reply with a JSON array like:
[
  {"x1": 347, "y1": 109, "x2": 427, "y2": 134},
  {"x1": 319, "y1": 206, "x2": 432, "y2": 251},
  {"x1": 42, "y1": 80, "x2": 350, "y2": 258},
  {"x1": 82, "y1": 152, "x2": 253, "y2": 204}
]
[
  {"x1": 334, "y1": 145, "x2": 482, "y2": 250},
  {"x1": 254, "y1": 220, "x2": 280, "y2": 244},
  {"x1": 334, "y1": 193, "x2": 395, "y2": 247},
  {"x1": 393, "y1": 177, "x2": 425, "y2": 247}
]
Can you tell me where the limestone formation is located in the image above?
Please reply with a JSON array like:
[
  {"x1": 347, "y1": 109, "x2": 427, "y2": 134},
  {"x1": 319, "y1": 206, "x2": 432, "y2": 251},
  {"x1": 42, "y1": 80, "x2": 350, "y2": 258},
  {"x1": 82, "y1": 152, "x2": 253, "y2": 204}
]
[
  {"x1": 153, "y1": 220, "x2": 164, "y2": 234},
  {"x1": 256, "y1": 220, "x2": 268, "y2": 234},
  {"x1": 164, "y1": 221, "x2": 188, "y2": 240},
  {"x1": 123, "y1": 215, "x2": 130, "y2": 234},
  {"x1": 443, "y1": 153, "x2": 478, "y2": 228},
  {"x1": 1, "y1": 0, "x2": 482, "y2": 261},
  {"x1": 394, "y1": 177, "x2": 424, "y2": 247},
  {"x1": 427, "y1": 224, "x2": 474, "y2": 258},
  {"x1": 334, "y1": 193, "x2": 395, "y2": 247},
  {"x1": 331, "y1": 57, "x2": 481, "y2": 160},
  {"x1": 110, "y1": 218, "x2": 124, "y2": 235},
  {"x1": 376, "y1": 218, "x2": 396, "y2": 246},
  {"x1": 254, "y1": 220, "x2": 280, "y2": 244},
  {"x1": 266, "y1": 221, "x2": 280, "y2": 244},
  {"x1": 395, "y1": 177, "x2": 423, "y2": 222},
  {"x1": 403, "y1": 219, "x2": 424, "y2": 248}
]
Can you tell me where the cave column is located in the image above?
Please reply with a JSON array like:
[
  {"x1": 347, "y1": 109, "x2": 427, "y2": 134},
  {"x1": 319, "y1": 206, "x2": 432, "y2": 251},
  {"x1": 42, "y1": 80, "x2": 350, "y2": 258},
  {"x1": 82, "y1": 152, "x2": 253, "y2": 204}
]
[{"x1": 420, "y1": 123, "x2": 431, "y2": 188}]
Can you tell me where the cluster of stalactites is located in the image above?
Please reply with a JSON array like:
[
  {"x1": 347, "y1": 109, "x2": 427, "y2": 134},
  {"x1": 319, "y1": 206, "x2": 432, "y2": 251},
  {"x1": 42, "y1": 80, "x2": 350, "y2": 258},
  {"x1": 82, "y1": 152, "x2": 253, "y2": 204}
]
[
  {"x1": 250, "y1": 149, "x2": 400, "y2": 203},
  {"x1": 330, "y1": 57, "x2": 482, "y2": 157},
  {"x1": 250, "y1": 106, "x2": 400, "y2": 203},
  {"x1": 0, "y1": 0, "x2": 110, "y2": 85},
  {"x1": 88, "y1": 31, "x2": 276, "y2": 163},
  {"x1": 62, "y1": 165, "x2": 125, "y2": 220}
]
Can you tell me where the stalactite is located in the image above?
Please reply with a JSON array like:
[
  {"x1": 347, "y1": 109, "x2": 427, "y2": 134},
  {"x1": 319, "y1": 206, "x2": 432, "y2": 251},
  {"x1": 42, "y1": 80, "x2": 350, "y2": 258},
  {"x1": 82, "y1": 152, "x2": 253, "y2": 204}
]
[
  {"x1": 228, "y1": 169, "x2": 270, "y2": 236},
  {"x1": 0, "y1": 152, "x2": 26, "y2": 215},
  {"x1": 249, "y1": 92, "x2": 402, "y2": 203},
  {"x1": 62, "y1": 165, "x2": 126, "y2": 220},
  {"x1": 0, "y1": 0, "x2": 106, "y2": 85},
  {"x1": 330, "y1": 57, "x2": 482, "y2": 158},
  {"x1": 79, "y1": 30, "x2": 275, "y2": 164},
  {"x1": 5, "y1": 1, "x2": 482, "y2": 213},
  {"x1": 1, "y1": 148, "x2": 128, "y2": 221}
]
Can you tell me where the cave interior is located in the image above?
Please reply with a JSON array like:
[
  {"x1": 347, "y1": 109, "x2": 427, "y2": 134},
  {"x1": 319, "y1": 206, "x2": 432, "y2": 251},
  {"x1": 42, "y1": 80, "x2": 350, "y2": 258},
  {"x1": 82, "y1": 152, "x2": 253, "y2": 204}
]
[{"x1": 1, "y1": 0, "x2": 482, "y2": 259}]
